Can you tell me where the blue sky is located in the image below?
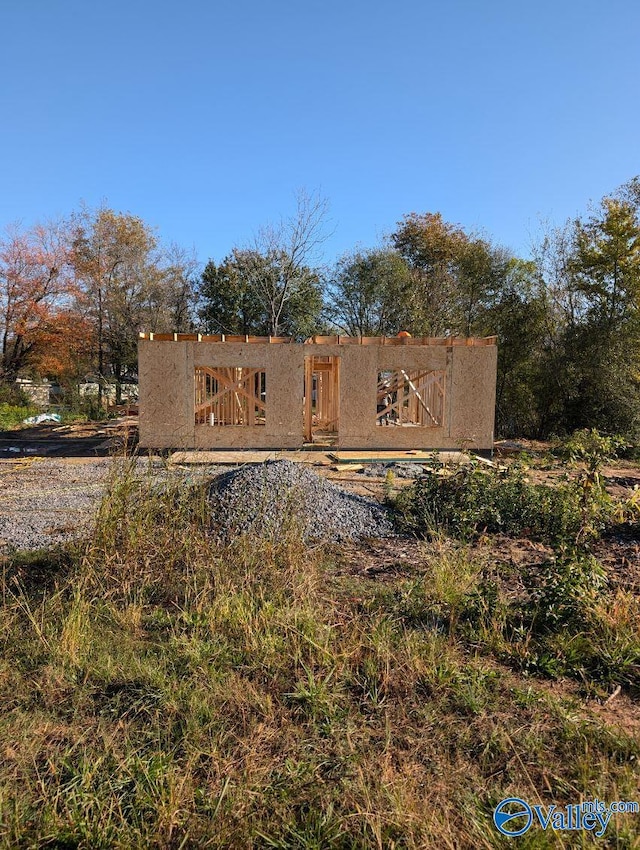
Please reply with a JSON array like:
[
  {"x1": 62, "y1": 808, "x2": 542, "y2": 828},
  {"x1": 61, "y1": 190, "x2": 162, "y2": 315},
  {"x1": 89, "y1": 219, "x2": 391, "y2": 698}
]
[{"x1": 1, "y1": 0, "x2": 638, "y2": 266}]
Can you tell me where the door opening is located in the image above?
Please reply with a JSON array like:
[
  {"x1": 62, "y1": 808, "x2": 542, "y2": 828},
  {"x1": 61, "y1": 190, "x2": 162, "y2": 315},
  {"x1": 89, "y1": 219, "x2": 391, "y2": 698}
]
[{"x1": 304, "y1": 356, "x2": 340, "y2": 444}]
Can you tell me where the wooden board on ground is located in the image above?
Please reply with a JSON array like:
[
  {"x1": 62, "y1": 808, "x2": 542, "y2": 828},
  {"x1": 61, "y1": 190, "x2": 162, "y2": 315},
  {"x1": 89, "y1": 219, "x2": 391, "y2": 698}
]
[
  {"x1": 168, "y1": 450, "x2": 333, "y2": 466},
  {"x1": 328, "y1": 450, "x2": 470, "y2": 464}
]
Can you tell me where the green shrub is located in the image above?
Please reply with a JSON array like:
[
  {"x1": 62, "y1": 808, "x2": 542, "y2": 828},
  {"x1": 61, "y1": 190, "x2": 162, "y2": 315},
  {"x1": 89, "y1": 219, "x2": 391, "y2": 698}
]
[
  {"x1": 556, "y1": 428, "x2": 624, "y2": 470},
  {"x1": 0, "y1": 402, "x2": 37, "y2": 430},
  {"x1": 55, "y1": 385, "x2": 107, "y2": 422},
  {"x1": 0, "y1": 381, "x2": 30, "y2": 406},
  {"x1": 393, "y1": 463, "x2": 586, "y2": 545},
  {"x1": 524, "y1": 553, "x2": 608, "y2": 634}
]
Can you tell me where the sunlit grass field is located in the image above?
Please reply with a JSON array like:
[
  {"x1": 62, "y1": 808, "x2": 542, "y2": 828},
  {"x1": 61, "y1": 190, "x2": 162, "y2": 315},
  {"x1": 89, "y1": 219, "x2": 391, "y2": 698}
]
[{"x1": 1, "y1": 456, "x2": 639, "y2": 848}]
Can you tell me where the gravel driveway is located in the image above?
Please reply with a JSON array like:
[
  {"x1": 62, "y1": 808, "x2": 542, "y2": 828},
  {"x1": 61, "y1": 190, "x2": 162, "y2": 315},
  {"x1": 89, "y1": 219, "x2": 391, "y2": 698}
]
[
  {"x1": 0, "y1": 456, "x2": 392, "y2": 554},
  {"x1": 0, "y1": 458, "x2": 113, "y2": 552},
  {"x1": 0, "y1": 457, "x2": 224, "y2": 553}
]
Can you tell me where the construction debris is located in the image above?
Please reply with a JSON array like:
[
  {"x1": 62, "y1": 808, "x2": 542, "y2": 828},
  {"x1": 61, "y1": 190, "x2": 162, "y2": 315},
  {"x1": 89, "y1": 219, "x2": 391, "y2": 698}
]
[{"x1": 22, "y1": 413, "x2": 62, "y2": 425}]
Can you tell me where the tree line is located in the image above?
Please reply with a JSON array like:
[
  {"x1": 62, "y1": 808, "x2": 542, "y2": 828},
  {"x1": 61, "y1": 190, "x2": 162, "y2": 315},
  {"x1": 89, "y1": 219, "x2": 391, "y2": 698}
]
[
  {"x1": 0, "y1": 206, "x2": 197, "y2": 405},
  {"x1": 2, "y1": 181, "x2": 639, "y2": 438}
]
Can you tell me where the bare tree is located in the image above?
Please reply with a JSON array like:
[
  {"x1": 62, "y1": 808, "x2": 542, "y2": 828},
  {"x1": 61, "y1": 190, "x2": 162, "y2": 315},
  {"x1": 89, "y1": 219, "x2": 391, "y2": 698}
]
[
  {"x1": 147, "y1": 242, "x2": 199, "y2": 333},
  {"x1": 249, "y1": 189, "x2": 331, "y2": 337}
]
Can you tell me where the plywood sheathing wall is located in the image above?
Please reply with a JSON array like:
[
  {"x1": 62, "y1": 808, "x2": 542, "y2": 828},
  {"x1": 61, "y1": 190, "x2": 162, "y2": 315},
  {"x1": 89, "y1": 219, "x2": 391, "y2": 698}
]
[
  {"x1": 339, "y1": 343, "x2": 449, "y2": 450},
  {"x1": 138, "y1": 338, "x2": 497, "y2": 451},
  {"x1": 194, "y1": 342, "x2": 302, "y2": 450},
  {"x1": 449, "y1": 344, "x2": 498, "y2": 450},
  {"x1": 139, "y1": 340, "x2": 194, "y2": 447}
]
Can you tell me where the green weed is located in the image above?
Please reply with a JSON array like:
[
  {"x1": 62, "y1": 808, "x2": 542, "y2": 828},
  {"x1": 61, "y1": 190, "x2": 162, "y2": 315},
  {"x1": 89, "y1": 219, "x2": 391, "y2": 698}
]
[
  {"x1": 0, "y1": 402, "x2": 37, "y2": 430},
  {"x1": 394, "y1": 462, "x2": 587, "y2": 544}
]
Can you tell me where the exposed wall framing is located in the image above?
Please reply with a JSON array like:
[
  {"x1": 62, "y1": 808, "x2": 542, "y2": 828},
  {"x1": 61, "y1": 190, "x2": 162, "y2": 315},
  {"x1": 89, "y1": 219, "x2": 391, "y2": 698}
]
[
  {"x1": 376, "y1": 369, "x2": 445, "y2": 427},
  {"x1": 304, "y1": 356, "x2": 340, "y2": 442},
  {"x1": 195, "y1": 366, "x2": 266, "y2": 426},
  {"x1": 139, "y1": 334, "x2": 497, "y2": 451}
]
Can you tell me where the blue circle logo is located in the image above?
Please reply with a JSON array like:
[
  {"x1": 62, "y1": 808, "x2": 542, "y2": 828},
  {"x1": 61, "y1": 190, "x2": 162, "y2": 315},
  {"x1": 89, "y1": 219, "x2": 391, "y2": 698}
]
[{"x1": 494, "y1": 797, "x2": 533, "y2": 836}]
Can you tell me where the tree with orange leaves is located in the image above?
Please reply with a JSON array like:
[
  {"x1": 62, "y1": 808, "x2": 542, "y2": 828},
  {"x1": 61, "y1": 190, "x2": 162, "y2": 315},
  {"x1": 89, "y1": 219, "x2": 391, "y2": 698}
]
[
  {"x1": 0, "y1": 219, "x2": 84, "y2": 380},
  {"x1": 70, "y1": 206, "x2": 198, "y2": 403},
  {"x1": 28, "y1": 308, "x2": 95, "y2": 383}
]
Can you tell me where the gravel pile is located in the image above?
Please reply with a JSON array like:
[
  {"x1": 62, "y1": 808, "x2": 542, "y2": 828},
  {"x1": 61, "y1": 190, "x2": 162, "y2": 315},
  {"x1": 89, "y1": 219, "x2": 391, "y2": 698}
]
[
  {"x1": 209, "y1": 460, "x2": 394, "y2": 543},
  {"x1": 1, "y1": 457, "x2": 393, "y2": 553}
]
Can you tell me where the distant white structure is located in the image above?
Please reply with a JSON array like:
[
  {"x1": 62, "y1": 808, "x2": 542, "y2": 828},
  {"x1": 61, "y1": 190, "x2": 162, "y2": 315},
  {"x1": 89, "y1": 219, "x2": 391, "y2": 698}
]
[
  {"x1": 15, "y1": 378, "x2": 53, "y2": 408},
  {"x1": 79, "y1": 378, "x2": 139, "y2": 403}
]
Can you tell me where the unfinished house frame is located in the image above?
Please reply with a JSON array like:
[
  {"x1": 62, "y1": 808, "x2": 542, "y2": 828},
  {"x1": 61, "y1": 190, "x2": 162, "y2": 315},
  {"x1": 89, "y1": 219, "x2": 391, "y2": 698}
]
[{"x1": 138, "y1": 334, "x2": 497, "y2": 451}]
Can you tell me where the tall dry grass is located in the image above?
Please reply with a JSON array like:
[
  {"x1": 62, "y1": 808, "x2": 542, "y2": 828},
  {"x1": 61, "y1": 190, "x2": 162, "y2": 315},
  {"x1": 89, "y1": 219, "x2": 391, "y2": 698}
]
[{"x1": 0, "y1": 460, "x2": 638, "y2": 848}]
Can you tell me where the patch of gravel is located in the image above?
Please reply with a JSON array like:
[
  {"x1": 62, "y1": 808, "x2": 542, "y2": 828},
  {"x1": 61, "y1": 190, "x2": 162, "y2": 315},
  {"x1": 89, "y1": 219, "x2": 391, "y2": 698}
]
[
  {"x1": 359, "y1": 462, "x2": 426, "y2": 479},
  {"x1": 0, "y1": 459, "x2": 112, "y2": 552},
  {"x1": 1, "y1": 456, "x2": 394, "y2": 553},
  {"x1": 209, "y1": 459, "x2": 394, "y2": 543},
  {"x1": 0, "y1": 457, "x2": 228, "y2": 553}
]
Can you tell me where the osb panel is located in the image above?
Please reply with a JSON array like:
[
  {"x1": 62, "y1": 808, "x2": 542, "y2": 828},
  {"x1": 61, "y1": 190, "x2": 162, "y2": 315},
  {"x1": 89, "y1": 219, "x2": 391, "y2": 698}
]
[
  {"x1": 138, "y1": 340, "x2": 497, "y2": 451},
  {"x1": 193, "y1": 425, "x2": 301, "y2": 450},
  {"x1": 339, "y1": 428, "x2": 449, "y2": 450},
  {"x1": 334, "y1": 347, "x2": 376, "y2": 440},
  {"x1": 138, "y1": 341, "x2": 194, "y2": 448},
  {"x1": 449, "y1": 345, "x2": 497, "y2": 450},
  {"x1": 191, "y1": 342, "x2": 304, "y2": 449},
  {"x1": 335, "y1": 345, "x2": 451, "y2": 450},
  {"x1": 330, "y1": 344, "x2": 495, "y2": 451},
  {"x1": 376, "y1": 346, "x2": 448, "y2": 373}
]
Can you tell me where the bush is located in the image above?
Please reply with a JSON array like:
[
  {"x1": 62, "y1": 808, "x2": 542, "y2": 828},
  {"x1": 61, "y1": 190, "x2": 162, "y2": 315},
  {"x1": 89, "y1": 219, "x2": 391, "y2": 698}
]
[
  {"x1": 393, "y1": 462, "x2": 586, "y2": 545},
  {"x1": 525, "y1": 553, "x2": 608, "y2": 634},
  {"x1": 556, "y1": 428, "x2": 624, "y2": 468},
  {"x1": 0, "y1": 381, "x2": 30, "y2": 406},
  {"x1": 0, "y1": 402, "x2": 37, "y2": 430},
  {"x1": 54, "y1": 385, "x2": 107, "y2": 421}
]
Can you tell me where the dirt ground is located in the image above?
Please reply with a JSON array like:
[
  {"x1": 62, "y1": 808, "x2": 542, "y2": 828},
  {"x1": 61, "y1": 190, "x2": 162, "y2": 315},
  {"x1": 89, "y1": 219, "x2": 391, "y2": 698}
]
[
  {"x1": 0, "y1": 417, "x2": 137, "y2": 459},
  {"x1": 2, "y1": 423, "x2": 640, "y2": 584},
  {"x1": 2, "y1": 421, "x2": 640, "y2": 735}
]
